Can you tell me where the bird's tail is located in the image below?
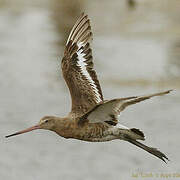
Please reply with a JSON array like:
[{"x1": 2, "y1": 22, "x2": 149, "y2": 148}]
[{"x1": 125, "y1": 137, "x2": 169, "y2": 163}]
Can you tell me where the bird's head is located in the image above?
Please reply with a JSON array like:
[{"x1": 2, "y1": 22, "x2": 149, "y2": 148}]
[
  {"x1": 5, "y1": 116, "x2": 56, "y2": 138},
  {"x1": 38, "y1": 116, "x2": 56, "y2": 130}
]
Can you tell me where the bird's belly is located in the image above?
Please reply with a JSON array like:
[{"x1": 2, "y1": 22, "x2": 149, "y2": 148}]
[
  {"x1": 54, "y1": 122, "x2": 116, "y2": 142},
  {"x1": 69, "y1": 123, "x2": 117, "y2": 142},
  {"x1": 79, "y1": 135, "x2": 117, "y2": 142}
]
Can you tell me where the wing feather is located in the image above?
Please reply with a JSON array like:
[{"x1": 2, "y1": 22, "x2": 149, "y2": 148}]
[
  {"x1": 62, "y1": 13, "x2": 103, "y2": 116},
  {"x1": 78, "y1": 90, "x2": 171, "y2": 126}
]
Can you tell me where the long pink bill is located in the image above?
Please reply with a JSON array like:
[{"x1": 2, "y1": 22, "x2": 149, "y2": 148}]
[{"x1": 5, "y1": 125, "x2": 40, "y2": 138}]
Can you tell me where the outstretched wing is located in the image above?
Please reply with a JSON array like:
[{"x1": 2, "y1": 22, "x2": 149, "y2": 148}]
[
  {"x1": 62, "y1": 13, "x2": 103, "y2": 116},
  {"x1": 78, "y1": 90, "x2": 171, "y2": 126}
]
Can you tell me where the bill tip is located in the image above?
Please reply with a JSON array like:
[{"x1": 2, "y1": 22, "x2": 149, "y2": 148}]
[{"x1": 5, "y1": 135, "x2": 11, "y2": 138}]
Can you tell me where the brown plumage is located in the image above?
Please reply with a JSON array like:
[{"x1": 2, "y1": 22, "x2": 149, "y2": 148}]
[
  {"x1": 62, "y1": 13, "x2": 103, "y2": 116},
  {"x1": 6, "y1": 13, "x2": 172, "y2": 163}
]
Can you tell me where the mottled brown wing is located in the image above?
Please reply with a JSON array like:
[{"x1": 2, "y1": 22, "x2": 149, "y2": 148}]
[{"x1": 62, "y1": 13, "x2": 103, "y2": 116}]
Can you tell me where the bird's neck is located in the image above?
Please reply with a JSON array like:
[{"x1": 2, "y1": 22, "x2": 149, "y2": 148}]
[{"x1": 52, "y1": 117, "x2": 76, "y2": 138}]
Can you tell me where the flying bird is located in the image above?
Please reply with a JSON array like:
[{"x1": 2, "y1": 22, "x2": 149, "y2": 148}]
[{"x1": 6, "y1": 13, "x2": 171, "y2": 163}]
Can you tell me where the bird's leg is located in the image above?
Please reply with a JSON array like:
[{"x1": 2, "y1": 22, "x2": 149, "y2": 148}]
[
  {"x1": 111, "y1": 127, "x2": 169, "y2": 162},
  {"x1": 124, "y1": 136, "x2": 169, "y2": 163},
  {"x1": 115, "y1": 128, "x2": 145, "y2": 141}
]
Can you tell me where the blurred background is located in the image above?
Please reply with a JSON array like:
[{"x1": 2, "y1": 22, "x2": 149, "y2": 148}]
[{"x1": 1, "y1": 0, "x2": 180, "y2": 179}]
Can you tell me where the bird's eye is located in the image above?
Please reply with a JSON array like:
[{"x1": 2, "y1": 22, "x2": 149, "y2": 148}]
[{"x1": 45, "y1": 120, "x2": 49, "y2": 123}]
